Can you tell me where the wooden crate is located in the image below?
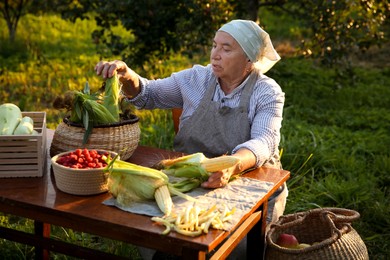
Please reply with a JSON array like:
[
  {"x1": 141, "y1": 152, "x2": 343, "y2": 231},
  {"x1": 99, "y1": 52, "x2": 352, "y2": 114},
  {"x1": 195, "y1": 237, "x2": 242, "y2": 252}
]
[{"x1": 0, "y1": 112, "x2": 47, "y2": 178}]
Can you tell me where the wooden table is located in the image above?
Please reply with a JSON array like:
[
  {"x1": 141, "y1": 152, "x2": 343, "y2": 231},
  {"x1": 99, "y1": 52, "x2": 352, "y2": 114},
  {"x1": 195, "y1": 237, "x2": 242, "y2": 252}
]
[{"x1": 0, "y1": 130, "x2": 289, "y2": 259}]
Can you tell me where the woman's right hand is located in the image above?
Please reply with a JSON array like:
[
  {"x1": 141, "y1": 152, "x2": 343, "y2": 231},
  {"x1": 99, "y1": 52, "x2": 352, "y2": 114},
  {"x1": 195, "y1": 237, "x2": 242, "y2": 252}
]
[{"x1": 95, "y1": 60, "x2": 141, "y2": 98}]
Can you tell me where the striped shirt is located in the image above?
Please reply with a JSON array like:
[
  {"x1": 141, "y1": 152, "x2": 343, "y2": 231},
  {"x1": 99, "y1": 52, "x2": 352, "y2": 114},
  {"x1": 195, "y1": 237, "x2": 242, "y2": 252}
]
[{"x1": 129, "y1": 64, "x2": 285, "y2": 167}]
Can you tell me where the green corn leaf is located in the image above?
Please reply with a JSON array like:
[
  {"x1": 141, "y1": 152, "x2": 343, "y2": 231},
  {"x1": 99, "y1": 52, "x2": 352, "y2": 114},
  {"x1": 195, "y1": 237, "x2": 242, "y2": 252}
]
[
  {"x1": 83, "y1": 81, "x2": 90, "y2": 95},
  {"x1": 103, "y1": 72, "x2": 120, "y2": 121},
  {"x1": 171, "y1": 179, "x2": 202, "y2": 193}
]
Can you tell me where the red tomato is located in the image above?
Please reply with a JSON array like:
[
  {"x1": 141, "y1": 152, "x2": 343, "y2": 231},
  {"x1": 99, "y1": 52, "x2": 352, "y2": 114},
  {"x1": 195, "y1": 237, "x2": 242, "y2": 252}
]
[
  {"x1": 56, "y1": 149, "x2": 109, "y2": 169},
  {"x1": 75, "y1": 149, "x2": 82, "y2": 157}
]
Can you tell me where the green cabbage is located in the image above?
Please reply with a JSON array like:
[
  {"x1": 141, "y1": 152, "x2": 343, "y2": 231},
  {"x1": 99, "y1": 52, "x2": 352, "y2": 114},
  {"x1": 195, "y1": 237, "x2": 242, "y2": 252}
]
[
  {"x1": 13, "y1": 116, "x2": 34, "y2": 135},
  {"x1": 0, "y1": 103, "x2": 22, "y2": 135}
]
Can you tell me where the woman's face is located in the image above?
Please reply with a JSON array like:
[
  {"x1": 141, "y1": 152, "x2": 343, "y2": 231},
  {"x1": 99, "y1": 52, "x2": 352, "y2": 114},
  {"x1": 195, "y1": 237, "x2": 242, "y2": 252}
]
[{"x1": 210, "y1": 31, "x2": 249, "y2": 81}]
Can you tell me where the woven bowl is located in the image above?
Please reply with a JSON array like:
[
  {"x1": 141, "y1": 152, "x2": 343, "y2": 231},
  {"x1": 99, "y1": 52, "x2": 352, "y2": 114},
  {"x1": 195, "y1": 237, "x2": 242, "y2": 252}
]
[
  {"x1": 51, "y1": 149, "x2": 118, "y2": 196},
  {"x1": 265, "y1": 208, "x2": 369, "y2": 260},
  {"x1": 50, "y1": 114, "x2": 140, "y2": 161}
]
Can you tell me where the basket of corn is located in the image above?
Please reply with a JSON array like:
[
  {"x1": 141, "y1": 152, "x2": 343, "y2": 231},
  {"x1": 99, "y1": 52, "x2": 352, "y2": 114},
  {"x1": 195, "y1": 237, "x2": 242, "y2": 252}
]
[
  {"x1": 51, "y1": 148, "x2": 118, "y2": 195},
  {"x1": 50, "y1": 72, "x2": 140, "y2": 160}
]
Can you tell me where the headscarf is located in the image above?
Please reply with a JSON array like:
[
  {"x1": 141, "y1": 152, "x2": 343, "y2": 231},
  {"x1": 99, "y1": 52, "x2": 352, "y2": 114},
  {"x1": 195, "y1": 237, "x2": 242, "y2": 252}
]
[{"x1": 218, "y1": 19, "x2": 281, "y2": 73}]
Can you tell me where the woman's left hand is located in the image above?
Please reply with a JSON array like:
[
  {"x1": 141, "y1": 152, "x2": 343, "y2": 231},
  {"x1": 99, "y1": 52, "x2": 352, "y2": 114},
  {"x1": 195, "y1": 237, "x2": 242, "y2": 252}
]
[
  {"x1": 200, "y1": 149, "x2": 256, "y2": 188},
  {"x1": 201, "y1": 168, "x2": 234, "y2": 188}
]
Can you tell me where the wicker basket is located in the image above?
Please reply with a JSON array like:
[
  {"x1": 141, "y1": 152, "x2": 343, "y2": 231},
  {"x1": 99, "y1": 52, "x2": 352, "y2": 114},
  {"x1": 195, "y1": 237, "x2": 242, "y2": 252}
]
[
  {"x1": 265, "y1": 208, "x2": 369, "y2": 260},
  {"x1": 51, "y1": 149, "x2": 118, "y2": 195},
  {"x1": 50, "y1": 115, "x2": 140, "y2": 161}
]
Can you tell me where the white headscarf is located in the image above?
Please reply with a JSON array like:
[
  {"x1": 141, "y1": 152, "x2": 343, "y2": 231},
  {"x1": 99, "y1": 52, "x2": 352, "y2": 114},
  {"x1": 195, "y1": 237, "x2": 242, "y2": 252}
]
[{"x1": 218, "y1": 19, "x2": 281, "y2": 73}]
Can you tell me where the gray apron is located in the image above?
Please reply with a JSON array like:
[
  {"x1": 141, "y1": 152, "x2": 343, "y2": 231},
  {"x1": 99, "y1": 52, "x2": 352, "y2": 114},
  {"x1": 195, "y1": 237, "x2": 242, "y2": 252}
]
[
  {"x1": 174, "y1": 71, "x2": 257, "y2": 158},
  {"x1": 174, "y1": 70, "x2": 287, "y2": 234}
]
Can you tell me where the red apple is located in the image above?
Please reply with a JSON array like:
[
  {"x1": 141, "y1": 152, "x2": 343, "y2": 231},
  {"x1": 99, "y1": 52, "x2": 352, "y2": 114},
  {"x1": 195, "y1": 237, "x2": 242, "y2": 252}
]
[{"x1": 276, "y1": 233, "x2": 299, "y2": 248}]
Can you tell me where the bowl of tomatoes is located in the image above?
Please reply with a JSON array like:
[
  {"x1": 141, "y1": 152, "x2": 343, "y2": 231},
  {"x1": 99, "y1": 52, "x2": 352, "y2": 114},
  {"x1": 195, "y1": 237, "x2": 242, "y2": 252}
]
[{"x1": 51, "y1": 148, "x2": 118, "y2": 195}]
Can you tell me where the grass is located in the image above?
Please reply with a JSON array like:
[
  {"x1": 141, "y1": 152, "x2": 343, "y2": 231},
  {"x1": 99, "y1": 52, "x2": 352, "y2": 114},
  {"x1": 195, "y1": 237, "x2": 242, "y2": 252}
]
[
  {"x1": 270, "y1": 59, "x2": 390, "y2": 258},
  {"x1": 1, "y1": 13, "x2": 389, "y2": 259}
]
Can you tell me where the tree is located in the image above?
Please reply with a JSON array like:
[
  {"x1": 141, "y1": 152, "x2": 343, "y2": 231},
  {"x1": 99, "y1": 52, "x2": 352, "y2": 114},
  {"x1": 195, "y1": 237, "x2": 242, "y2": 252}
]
[
  {"x1": 0, "y1": 0, "x2": 31, "y2": 42},
  {"x1": 233, "y1": 0, "x2": 389, "y2": 67},
  {"x1": 0, "y1": 0, "x2": 64, "y2": 42},
  {"x1": 285, "y1": 0, "x2": 389, "y2": 67},
  {"x1": 58, "y1": 0, "x2": 235, "y2": 71},
  {"x1": 11, "y1": 0, "x2": 383, "y2": 70},
  {"x1": 231, "y1": 0, "x2": 288, "y2": 22}
]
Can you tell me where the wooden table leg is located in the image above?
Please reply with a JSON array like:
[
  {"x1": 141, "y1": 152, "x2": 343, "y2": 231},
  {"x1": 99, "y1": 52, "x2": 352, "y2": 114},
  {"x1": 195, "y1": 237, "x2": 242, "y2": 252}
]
[
  {"x1": 34, "y1": 221, "x2": 51, "y2": 260},
  {"x1": 247, "y1": 201, "x2": 268, "y2": 260},
  {"x1": 210, "y1": 211, "x2": 262, "y2": 260},
  {"x1": 181, "y1": 247, "x2": 206, "y2": 260}
]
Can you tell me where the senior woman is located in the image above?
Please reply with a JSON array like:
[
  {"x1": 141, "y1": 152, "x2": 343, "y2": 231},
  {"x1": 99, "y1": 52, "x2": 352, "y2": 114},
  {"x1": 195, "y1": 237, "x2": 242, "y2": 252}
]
[{"x1": 95, "y1": 19, "x2": 288, "y2": 259}]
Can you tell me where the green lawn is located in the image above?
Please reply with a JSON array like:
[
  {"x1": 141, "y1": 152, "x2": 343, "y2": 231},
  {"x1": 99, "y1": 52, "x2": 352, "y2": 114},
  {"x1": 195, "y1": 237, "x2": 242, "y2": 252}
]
[{"x1": 1, "y1": 14, "x2": 389, "y2": 259}]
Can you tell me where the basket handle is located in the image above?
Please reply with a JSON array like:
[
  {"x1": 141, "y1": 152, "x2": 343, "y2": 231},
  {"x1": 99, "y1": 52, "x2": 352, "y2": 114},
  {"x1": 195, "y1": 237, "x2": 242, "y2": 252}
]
[
  {"x1": 270, "y1": 211, "x2": 307, "y2": 229},
  {"x1": 269, "y1": 207, "x2": 360, "y2": 231},
  {"x1": 320, "y1": 210, "x2": 353, "y2": 239},
  {"x1": 320, "y1": 207, "x2": 360, "y2": 224}
]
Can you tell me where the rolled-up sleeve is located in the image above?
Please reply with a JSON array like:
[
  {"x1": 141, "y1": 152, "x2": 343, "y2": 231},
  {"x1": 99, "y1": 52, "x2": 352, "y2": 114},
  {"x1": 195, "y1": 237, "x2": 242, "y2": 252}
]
[
  {"x1": 125, "y1": 73, "x2": 184, "y2": 109},
  {"x1": 124, "y1": 65, "x2": 212, "y2": 117},
  {"x1": 232, "y1": 79, "x2": 285, "y2": 167}
]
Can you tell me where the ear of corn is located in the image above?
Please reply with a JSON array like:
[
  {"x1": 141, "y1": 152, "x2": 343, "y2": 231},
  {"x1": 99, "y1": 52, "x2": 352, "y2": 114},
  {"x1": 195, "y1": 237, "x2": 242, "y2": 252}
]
[
  {"x1": 200, "y1": 156, "x2": 241, "y2": 172},
  {"x1": 61, "y1": 75, "x2": 121, "y2": 144},
  {"x1": 156, "y1": 153, "x2": 207, "y2": 169},
  {"x1": 68, "y1": 90, "x2": 118, "y2": 144},
  {"x1": 109, "y1": 167, "x2": 167, "y2": 202},
  {"x1": 108, "y1": 157, "x2": 169, "y2": 182},
  {"x1": 104, "y1": 154, "x2": 239, "y2": 217},
  {"x1": 155, "y1": 153, "x2": 241, "y2": 193},
  {"x1": 163, "y1": 165, "x2": 209, "y2": 179},
  {"x1": 154, "y1": 185, "x2": 173, "y2": 216},
  {"x1": 103, "y1": 71, "x2": 120, "y2": 121},
  {"x1": 158, "y1": 153, "x2": 240, "y2": 173},
  {"x1": 105, "y1": 155, "x2": 195, "y2": 216},
  {"x1": 70, "y1": 91, "x2": 118, "y2": 126}
]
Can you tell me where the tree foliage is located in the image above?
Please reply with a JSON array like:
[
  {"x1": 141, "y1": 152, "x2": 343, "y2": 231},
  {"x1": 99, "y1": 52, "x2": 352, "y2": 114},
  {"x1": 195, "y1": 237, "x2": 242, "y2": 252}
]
[
  {"x1": 234, "y1": 0, "x2": 389, "y2": 67},
  {"x1": 231, "y1": 0, "x2": 288, "y2": 22},
  {"x1": 2, "y1": 0, "x2": 388, "y2": 69},
  {"x1": 285, "y1": 0, "x2": 389, "y2": 67},
  {"x1": 58, "y1": 0, "x2": 234, "y2": 71},
  {"x1": 58, "y1": 0, "x2": 388, "y2": 69}
]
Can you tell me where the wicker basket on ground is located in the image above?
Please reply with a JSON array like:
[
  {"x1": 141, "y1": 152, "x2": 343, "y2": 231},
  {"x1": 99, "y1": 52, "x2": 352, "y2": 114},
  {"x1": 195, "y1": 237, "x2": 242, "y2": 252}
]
[
  {"x1": 50, "y1": 115, "x2": 140, "y2": 161},
  {"x1": 265, "y1": 207, "x2": 369, "y2": 260}
]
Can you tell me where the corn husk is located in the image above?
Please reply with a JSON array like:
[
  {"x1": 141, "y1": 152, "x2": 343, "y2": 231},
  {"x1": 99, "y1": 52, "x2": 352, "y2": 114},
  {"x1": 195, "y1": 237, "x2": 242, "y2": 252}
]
[
  {"x1": 156, "y1": 153, "x2": 241, "y2": 192},
  {"x1": 105, "y1": 155, "x2": 195, "y2": 215}
]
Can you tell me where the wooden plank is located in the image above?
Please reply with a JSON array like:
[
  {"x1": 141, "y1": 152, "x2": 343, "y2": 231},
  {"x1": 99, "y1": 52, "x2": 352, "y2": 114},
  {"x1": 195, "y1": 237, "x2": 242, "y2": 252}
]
[
  {"x1": 0, "y1": 226, "x2": 128, "y2": 260},
  {"x1": 0, "y1": 158, "x2": 39, "y2": 164},
  {"x1": 0, "y1": 151, "x2": 39, "y2": 156}
]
